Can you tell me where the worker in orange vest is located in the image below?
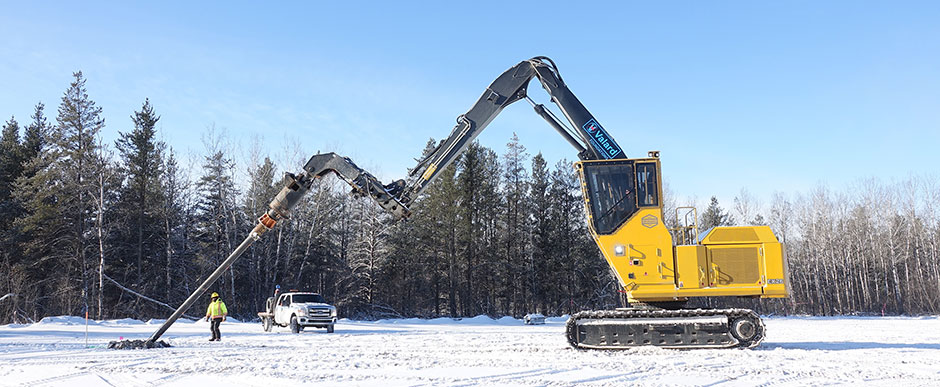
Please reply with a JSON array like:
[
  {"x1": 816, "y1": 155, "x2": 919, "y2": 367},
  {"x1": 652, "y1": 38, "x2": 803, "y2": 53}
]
[{"x1": 205, "y1": 292, "x2": 228, "y2": 341}]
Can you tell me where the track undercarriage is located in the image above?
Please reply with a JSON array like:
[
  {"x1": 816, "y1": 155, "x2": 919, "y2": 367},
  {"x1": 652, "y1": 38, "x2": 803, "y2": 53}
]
[{"x1": 566, "y1": 308, "x2": 765, "y2": 350}]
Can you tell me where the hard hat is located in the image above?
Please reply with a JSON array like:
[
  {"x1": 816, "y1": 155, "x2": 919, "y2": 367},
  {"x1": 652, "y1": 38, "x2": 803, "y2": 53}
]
[
  {"x1": 276, "y1": 285, "x2": 280, "y2": 289},
  {"x1": 211, "y1": 292, "x2": 219, "y2": 298}
]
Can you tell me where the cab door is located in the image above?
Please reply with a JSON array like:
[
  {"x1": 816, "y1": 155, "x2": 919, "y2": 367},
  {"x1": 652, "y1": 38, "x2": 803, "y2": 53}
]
[{"x1": 274, "y1": 294, "x2": 291, "y2": 324}]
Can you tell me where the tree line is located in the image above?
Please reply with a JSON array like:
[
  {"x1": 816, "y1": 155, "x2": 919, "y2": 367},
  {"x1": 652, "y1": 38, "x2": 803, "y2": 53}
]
[{"x1": 2, "y1": 73, "x2": 939, "y2": 323}]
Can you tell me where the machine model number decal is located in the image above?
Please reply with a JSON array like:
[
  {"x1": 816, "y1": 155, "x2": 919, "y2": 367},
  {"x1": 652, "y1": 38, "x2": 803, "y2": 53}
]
[
  {"x1": 641, "y1": 214, "x2": 658, "y2": 228},
  {"x1": 768, "y1": 278, "x2": 784, "y2": 284},
  {"x1": 582, "y1": 119, "x2": 622, "y2": 159}
]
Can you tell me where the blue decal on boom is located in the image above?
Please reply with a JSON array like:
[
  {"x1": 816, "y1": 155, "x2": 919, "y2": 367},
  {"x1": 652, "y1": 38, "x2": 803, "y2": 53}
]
[{"x1": 581, "y1": 119, "x2": 622, "y2": 159}]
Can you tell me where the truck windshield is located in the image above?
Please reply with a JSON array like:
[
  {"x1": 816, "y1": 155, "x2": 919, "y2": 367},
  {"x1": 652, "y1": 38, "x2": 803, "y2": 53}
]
[{"x1": 292, "y1": 294, "x2": 326, "y2": 303}]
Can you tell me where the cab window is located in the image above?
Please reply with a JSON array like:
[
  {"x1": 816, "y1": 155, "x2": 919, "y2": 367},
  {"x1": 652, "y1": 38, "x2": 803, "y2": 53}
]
[
  {"x1": 636, "y1": 162, "x2": 659, "y2": 207},
  {"x1": 582, "y1": 161, "x2": 636, "y2": 235}
]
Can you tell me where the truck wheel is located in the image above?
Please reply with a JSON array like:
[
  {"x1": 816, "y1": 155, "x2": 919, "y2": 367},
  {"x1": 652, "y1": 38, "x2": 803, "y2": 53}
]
[
  {"x1": 327, "y1": 324, "x2": 334, "y2": 333},
  {"x1": 290, "y1": 316, "x2": 300, "y2": 334},
  {"x1": 263, "y1": 316, "x2": 273, "y2": 332}
]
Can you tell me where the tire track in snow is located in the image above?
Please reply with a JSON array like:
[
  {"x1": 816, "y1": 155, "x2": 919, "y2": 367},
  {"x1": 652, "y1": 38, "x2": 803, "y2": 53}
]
[
  {"x1": 10, "y1": 349, "x2": 203, "y2": 386},
  {"x1": 15, "y1": 370, "x2": 89, "y2": 387}
]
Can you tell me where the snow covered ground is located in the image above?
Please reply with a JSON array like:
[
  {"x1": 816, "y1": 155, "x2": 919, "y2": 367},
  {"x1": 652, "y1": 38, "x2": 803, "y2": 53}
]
[{"x1": 1, "y1": 315, "x2": 939, "y2": 386}]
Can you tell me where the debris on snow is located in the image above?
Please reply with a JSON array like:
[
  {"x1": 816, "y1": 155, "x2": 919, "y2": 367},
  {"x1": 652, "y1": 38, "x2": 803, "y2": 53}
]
[{"x1": 107, "y1": 339, "x2": 171, "y2": 349}]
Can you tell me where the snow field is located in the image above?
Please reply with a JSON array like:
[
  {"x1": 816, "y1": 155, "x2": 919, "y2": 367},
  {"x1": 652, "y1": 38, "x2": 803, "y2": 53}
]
[{"x1": 1, "y1": 315, "x2": 939, "y2": 386}]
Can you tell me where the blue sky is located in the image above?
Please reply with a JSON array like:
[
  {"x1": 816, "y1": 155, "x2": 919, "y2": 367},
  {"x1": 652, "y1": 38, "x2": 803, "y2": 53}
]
[{"x1": 2, "y1": 2, "x2": 939, "y2": 209}]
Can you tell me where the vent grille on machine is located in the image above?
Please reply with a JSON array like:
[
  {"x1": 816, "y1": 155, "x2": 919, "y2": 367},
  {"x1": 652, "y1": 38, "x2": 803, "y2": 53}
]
[{"x1": 710, "y1": 247, "x2": 760, "y2": 284}]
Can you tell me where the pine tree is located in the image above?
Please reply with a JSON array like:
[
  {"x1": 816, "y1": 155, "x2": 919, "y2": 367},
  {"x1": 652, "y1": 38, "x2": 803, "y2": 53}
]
[
  {"x1": 409, "y1": 139, "x2": 459, "y2": 316},
  {"x1": 160, "y1": 148, "x2": 193, "y2": 304},
  {"x1": 1, "y1": 117, "x2": 24, "y2": 204},
  {"x1": 8, "y1": 104, "x2": 54, "y2": 270},
  {"x1": 55, "y1": 71, "x2": 107, "y2": 316},
  {"x1": 243, "y1": 156, "x2": 278, "y2": 313},
  {"x1": 424, "y1": 160, "x2": 458, "y2": 316},
  {"x1": 22, "y1": 103, "x2": 50, "y2": 167},
  {"x1": 700, "y1": 196, "x2": 735, "y2": 231},
  {"x1": 382, "y1": 139, "x2": 443, "y2": 316},
  {"x1": 0, "y1": 117, "x2": 25, "y2": 249},
  {"x1": 10, "y1": 109, "x2": 62, "y2": 321},
  {"x1": 0, "y1": 117, "x2": 25, "y2": 322},
  {"x1": 110, "y1": 99, "x2": 167, "y2": 317},
  {"x1": 8, "y1": 103, "x2": 52, "y2": 252},
  {"x1": 501, "y1": 133, "x2": 529, "y2": 316},
  {"x1": 528, "y1": 153, "x2": 551, "y2": 314},
  {"x1": 193, "y1": 133, "x2": 240, "y2": 308},
  {"x1": 457, "y1": 141, "x2": 500, "y2": 316},
  {"x1": 477, "y1": 146, "x2": 502, "y2": 315}
]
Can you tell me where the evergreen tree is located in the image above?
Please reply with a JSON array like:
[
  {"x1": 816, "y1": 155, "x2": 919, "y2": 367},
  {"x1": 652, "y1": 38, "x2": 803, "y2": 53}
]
[
  {"x1": 1, "y1": 117, "x2": 24, "y2": 205},
  {"x1": 453, "y1": 141, "x2": 484, "y2": 316},
  {"x1": 193, "y1": 135, "x2": 240, "y2": 308},
  {"x1": 403, "y1": 139, "x2": 459, "y2": 316},
  {"x1": 9, "y1": 103, "x2": 52, "y2": 248},
  {"x1": 700, "y1": 196, "x2": 735, "y2": 231},
  {"x1": 8, "y1": 104, "x2": 55, "y2": 281},
  {"x1": 0, "y1": 117, "x2": 25, "y2": 249},
  {"x1": 55, "y1": 71, "x2": 107, "y2": 316},
  {"x1": 382, "y1": 140, "x2": 443, "y2": 316},
  {"x1": 22, "y1": 103, "x2": 50, "y2": 167},
  {"x1": 10, "y1": 114, "x2": 62, "y2": 322},
  {"x1": 110, "y1": 99, "x2": 167, "y2": 317},
  {"x1": 0, "y1": 117, "x2": 25, "y2": 321},
  {"x1": 242, "y1": 156, "x2": 278, "y2": 313},
  {"x1": 160, "y1": 148, "x2": 194, "y2": 304},
  {"x1": 457, "y1": 141, "x2": 501, "y2": 316},
  {"x1": 380, "y1": 216, "x2": 420, "y2": 317},
  {"x1": 501, "y1": 133, "x2": 529, "y2": 316},
  {"x1": 426, "y1": 161, "x2": 458, "y2": 316},
  {"x1": 528, "y1": 153, "x2": 551, "y2": 314}
]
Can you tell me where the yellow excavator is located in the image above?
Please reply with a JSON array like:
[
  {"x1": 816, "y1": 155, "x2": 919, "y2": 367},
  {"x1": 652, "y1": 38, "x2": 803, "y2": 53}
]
[
  {"x1": 356, "y1": 56, "x2": 790, "y2": 349},
  {"x1": 133, "y1": 56, "x2": 790, "y2": 350}
]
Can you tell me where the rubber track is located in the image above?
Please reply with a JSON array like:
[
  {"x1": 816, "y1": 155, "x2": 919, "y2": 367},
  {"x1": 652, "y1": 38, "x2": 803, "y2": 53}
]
[{"x1": 565, "y1": 308, "x2": 765, "y2": 350}]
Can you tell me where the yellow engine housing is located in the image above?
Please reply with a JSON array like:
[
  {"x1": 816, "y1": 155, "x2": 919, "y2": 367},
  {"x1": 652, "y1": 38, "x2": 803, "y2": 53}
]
[{"x1": 576, "y1": 158, "x2": 790, "y2": 303}]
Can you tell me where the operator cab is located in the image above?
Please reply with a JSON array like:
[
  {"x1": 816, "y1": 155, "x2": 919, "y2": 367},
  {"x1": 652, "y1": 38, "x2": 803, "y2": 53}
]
[{"x1": 577, "y1": 158, "x2": 661, "y2": 235}]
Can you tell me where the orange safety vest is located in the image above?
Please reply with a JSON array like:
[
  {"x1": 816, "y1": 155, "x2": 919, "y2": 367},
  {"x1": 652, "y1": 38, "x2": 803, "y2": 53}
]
[{"x1": 206, "y1": 300, "x2": 228, "y2": 318}]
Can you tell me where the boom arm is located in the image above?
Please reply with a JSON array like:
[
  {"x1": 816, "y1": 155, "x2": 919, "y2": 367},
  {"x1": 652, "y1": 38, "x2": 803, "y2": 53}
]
[{"x1": 387, "y1": 56, "x2": 626, "y2": 210}]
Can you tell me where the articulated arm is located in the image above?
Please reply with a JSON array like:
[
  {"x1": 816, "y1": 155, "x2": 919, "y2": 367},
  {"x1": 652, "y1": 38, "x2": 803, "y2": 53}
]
[
  {"x1": 263, "y1": 153, "x2": 411, "y2": 223},
  {"x1": 264, "y1": 57, "x2": 626, "y2": 222},
  {"x1": 388, "y1": 56, "x2": 626, "y2": 210}
]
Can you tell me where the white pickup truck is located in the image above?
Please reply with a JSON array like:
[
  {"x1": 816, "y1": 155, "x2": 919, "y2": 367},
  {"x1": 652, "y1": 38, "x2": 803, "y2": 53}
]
[{"x1": 259, "y1": 292, "x2": 337, "y2": 333}]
